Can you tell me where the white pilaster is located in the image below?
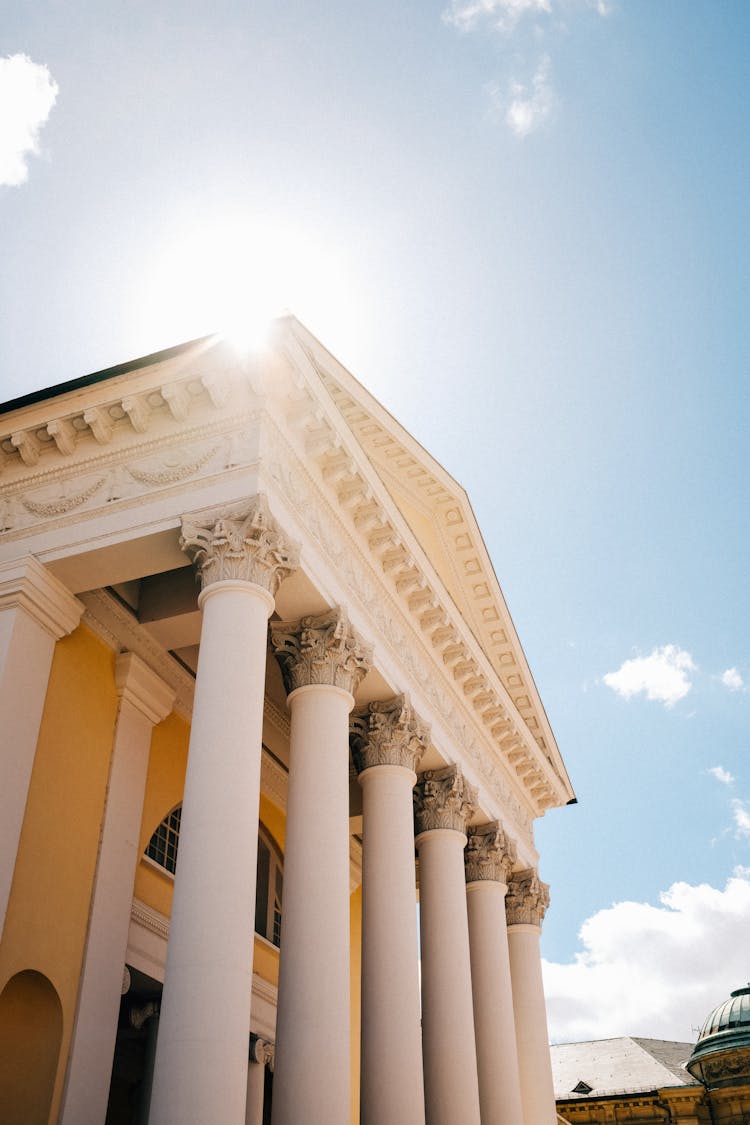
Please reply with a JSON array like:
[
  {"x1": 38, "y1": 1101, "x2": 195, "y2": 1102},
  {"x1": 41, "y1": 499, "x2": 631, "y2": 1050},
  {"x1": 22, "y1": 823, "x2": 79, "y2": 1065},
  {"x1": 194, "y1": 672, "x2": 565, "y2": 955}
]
[
  {"x1": 415, "y1": 766, "x2": 481, "y2": 1125},
  {"x1": 506, "y1": 869, "x2": 557, "y2": 1125},
  {"x1": 60, "y1": 653, "x2": 174, "y2": 1125},
  {"x1": 0, "y1": 555, "x2": 83, "y2": 939},
  {"x1": 270, "y1": 609, "x2": 371, "y2": 1125},
  {"x1": 352, "y1": 696, "x2": 427, "y2": 1125},
  {"x1": 148, "y1": 497, "x2": 299, "y2": 1125},
  {"x1": 465, "y1": 822, "x2": 524, "y2": 1125}
]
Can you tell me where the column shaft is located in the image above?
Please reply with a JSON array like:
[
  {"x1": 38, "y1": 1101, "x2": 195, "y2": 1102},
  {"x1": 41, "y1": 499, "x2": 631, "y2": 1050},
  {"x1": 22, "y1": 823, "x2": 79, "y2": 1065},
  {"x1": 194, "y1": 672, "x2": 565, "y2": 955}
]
[
  {"x1": 507, "y1": 924, "x2": 557, "y2": 1125},
  {"x1": 0, "y1": 556, "x2": 82, "y2": 937},
  {"x1": 148, "y1": 580, "x2": 273, "y2": 1125},
  {"x1": 61, "y1": 655, "x2": 173, "y2": 1125},
  {"x1": 359, "y1": 764, "x2": 424, "y2": 1125},
  {"x1": 271, "y1": 684, "x2": 353, "y2": 1125},
  {"x1": 418, "y1": 828, "x2": 481, "y2": 1125},
  {"x1": 245, "y1": 1063, "x2": 265, "y2": 1125},
  {"x1": 467, "y1": 882, "x2": 524, "y2": 1125}
]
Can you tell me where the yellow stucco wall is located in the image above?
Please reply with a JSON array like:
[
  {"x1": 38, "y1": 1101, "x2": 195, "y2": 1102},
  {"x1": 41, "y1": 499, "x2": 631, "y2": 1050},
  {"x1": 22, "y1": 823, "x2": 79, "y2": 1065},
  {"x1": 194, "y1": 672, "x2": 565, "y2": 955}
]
[
  {"x1": 133, "y1": 712, "x2": 190, "y2": 919},
  {"x1": 0, "y1": 625, "x2": 118, "y2": 1123}
]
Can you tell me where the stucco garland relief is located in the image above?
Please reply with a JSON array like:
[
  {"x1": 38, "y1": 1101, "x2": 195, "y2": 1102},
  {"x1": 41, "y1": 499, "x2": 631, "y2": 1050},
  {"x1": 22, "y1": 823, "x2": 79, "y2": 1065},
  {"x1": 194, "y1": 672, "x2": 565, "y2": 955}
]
[
  {"x1": 262, "y1": 417, "x2": 534, "y2": 840},
  {"x1": 0, "y1": 421, "x2": 260, "y2": 538},
  {"x1": 20, "y1": 474, "x2": 107, "y2": 517}
]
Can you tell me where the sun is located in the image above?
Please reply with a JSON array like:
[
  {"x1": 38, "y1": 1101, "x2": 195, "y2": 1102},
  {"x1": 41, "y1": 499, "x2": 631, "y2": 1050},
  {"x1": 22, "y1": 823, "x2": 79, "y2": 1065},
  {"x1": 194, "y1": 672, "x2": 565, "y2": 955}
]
[{"x1": 134, "y1": 216, "x2": 357, "y2": 359}]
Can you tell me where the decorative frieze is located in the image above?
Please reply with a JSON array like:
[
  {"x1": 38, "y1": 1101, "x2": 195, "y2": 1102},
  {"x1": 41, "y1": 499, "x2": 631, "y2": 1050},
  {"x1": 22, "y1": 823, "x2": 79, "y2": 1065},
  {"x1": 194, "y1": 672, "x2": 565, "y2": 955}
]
[
  {"x1": 464, "y1": 821, "x2": 517, "y2": 885},
  {"x1": 350, "y1": 694, "x2": 430, "y2": 774},
  {"x1": 414, "y1": 765, "x2": 477, "y2": 835},
  {"x1": 180, "y1": 493, "x2": 300, "y2": 595},
  {"x1": 271, "y1": 607, "x2": 372, "y2": 696},
  {"x1": 505, "y1": 868, "x2": 550, "y2": 927}
]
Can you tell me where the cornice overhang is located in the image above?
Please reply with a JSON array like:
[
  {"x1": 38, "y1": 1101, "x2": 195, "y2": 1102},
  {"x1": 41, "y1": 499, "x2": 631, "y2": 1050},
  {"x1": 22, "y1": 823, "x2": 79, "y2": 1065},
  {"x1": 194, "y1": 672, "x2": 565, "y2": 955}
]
[{"x1": 273, "y1": 322, "x2": 574, "y2": 810}]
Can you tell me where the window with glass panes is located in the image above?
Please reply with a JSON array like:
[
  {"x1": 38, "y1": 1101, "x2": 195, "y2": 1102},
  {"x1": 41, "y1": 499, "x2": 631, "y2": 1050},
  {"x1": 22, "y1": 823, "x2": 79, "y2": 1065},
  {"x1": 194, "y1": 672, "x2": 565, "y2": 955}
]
[{"x1": 144, "y1": 806, "x2": 283, "y2": 947}]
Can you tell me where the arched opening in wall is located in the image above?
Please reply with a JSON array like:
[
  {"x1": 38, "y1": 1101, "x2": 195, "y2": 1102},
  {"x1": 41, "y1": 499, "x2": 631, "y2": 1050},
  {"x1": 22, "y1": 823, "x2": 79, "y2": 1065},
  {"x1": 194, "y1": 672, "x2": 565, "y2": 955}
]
[{"x1": 0, "y1": 969, "x2": 63, "y2": 1125}]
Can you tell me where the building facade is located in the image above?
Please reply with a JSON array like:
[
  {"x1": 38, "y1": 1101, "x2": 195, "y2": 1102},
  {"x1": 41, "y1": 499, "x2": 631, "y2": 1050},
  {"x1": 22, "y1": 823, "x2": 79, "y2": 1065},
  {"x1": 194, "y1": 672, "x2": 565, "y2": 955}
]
[
  {"x1": 0, "y1": 317, "x2": 575, "y2": 1124},
  {"x1": 553, "y1": 987, "x2": 750, "y2": 1124}
]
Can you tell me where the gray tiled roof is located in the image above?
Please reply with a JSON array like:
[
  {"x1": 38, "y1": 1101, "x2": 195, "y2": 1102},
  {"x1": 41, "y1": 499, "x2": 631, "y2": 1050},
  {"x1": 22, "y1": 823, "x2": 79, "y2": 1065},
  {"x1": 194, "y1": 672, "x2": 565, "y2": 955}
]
[{"x1": 551, "y1": 1037, "x2": 700, "y2": 1099}]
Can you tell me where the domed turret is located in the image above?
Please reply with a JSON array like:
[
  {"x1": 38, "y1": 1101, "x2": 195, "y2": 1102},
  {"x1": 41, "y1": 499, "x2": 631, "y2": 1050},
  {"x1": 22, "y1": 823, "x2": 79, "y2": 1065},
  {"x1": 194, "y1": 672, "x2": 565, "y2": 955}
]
[{"x1": 687, "y1": 986, "x2": 750, "y2": 1089}]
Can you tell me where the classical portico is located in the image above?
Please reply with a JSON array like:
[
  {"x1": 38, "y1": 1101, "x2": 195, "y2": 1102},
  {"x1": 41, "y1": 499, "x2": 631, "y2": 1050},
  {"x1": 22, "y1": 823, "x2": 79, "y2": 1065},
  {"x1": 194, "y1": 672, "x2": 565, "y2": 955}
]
[{"x1": 0, "y1": 317, "x2": 575, "y2": 1125}]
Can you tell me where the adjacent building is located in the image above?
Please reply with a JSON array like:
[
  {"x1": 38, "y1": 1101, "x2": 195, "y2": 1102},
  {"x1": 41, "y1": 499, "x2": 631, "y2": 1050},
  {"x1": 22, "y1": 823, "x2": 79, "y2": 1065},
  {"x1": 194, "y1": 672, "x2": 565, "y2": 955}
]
[{"x1": 0, "y1": 317, "x2": 575, "y2": 1124}]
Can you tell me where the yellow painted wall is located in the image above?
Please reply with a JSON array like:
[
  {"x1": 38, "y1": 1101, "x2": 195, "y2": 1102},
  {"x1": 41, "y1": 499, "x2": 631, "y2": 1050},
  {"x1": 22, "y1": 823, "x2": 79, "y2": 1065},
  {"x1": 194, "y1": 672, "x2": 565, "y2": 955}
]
[
  {"x1": 0, "y1": 625, "x2": 118, "y2": 1124},
  {"x1": 133, "y1": 712, "x2": 190, "y2": 919}
]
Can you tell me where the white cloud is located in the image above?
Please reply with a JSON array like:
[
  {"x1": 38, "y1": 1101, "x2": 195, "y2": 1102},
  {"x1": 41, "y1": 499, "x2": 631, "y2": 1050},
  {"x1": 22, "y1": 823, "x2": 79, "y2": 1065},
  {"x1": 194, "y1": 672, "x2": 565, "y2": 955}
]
[
  {"x1": 543, "y1": 870, "x2": 750, "y2": 1042},
  {"x1": 721, "y1": 667, "x2": 744, "y2": 692},
  {"x1": 444, "y1": 0, "x2": 551, "y2": 34},
  {"x1": 708, "y1": 766, "x2": 735, "y2": 786},
  {"x1": 487, "y1": 55, "x2": 554, "y2": 137},
  {"x1": 0, "y1": 53, "x2": 59, "y2": 187},
  {"x1": 602, "y1": 645, "x2": 696, "y2": 707},
  {"x1": 732, "y1": 799, "x2": 750, "y2": 840}
]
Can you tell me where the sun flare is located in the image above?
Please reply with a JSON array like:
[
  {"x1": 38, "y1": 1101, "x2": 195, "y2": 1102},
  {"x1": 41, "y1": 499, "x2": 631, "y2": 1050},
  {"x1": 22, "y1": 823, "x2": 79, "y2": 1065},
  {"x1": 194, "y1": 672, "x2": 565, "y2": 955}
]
[{"x1": 136, "y1": 217, "x2": 357, "y2": 357}]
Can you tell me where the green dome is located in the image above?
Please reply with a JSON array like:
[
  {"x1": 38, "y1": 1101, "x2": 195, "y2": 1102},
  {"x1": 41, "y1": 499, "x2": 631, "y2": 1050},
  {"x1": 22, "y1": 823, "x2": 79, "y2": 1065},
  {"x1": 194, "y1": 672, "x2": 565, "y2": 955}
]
[{"x1": 687, "y1": 986, "x2": 750, "y2": 1089}]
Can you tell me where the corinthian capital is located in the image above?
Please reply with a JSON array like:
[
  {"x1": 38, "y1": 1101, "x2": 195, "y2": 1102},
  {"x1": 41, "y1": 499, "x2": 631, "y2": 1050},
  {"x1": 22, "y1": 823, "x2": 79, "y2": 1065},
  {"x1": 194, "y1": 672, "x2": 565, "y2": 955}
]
[
  {"x1": 350, "y1": 695, "x2": 430, "y2": 774},
  {"x1": 505, "y1": 868, "x2": 550, "y2": 927},
  {"x1": 180, "y1": 495, "x2": 300, "y2": 594},
  {"x1": 271, "y1": 607, "x2": 372, "y2": 696},
  {"x1": 414, "y1": 765, "x2": 477, "y2": 835},
  {"x1": 464, "y1": 821, "x2": 517, "y2": 885}
]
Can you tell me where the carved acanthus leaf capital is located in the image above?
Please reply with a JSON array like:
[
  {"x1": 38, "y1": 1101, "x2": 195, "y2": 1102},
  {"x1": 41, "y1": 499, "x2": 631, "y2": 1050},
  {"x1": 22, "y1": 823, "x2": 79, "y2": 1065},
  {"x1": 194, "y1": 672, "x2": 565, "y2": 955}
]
[
  {"x1": 271, "y1": 607, "x2": 372, "y2": 696},
  {"x1": 414, "y1": 765, "x2": 477, "y2": 835},
  {"x1": 505, "y1": 868, "x2": 550, "y2": 927},
  {"x1": 465, "y1": 821, "x2": 517, "y2": 884},
  {"x1": 180, "y1": 494, "x2": 300, "y2": 595},
  {"x1": 350, "y1": 694, "x2": 430, "y2": 774}
]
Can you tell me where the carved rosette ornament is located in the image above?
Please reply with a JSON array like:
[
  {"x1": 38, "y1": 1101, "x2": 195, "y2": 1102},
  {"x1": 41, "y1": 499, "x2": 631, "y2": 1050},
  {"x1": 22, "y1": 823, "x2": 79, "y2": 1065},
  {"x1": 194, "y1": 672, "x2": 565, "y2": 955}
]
[
  {"x1": 414, "y1": 765, "x2": 478, "y2": 835},
  {"x1": 180, "y1": 494, "x2": 300, "y2": 595},
  {"x1": 464, "y1": 821, "x2": 517, "y2": 885},
  {"x1": 505, "y1": 868, "x2": 550, "y2": 928},
  {"x1": 271, "y1": 607, "x2": 372, "y2": 696},
  {"x1": 350, "y1": 694, "x2": 430, "y2": 774}
]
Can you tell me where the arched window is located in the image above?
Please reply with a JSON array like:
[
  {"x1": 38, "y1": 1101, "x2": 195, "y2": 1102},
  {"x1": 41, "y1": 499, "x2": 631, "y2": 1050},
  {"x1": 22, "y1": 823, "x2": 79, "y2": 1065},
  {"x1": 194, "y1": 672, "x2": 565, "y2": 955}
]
[
  {"x1": 144, "y1": 807, "x2": 283, "y2": 947},
  {"x1": 145, "y1": 805, "x2": 181, "y2": 874}
]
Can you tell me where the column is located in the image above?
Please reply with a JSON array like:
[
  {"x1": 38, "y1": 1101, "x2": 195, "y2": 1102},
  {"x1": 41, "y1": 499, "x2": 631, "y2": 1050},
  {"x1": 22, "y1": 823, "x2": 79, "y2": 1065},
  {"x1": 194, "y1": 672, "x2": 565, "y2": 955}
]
[
  {"x1": 506, "y1": 869, "x2": 557, "y2": 1125},
  {"x1": 415, "y1": 766, "x2": 481, "y2": 1125},
  {"x1": 61, "y1": 654, "x2": 174, "y2": 1125},
  {"x1": 149, "y1": 496, "x2": 299, "y2": 1125},
  {"x1": 131, "y1": 1002, "x2": 160, "y2": 1125},
  {"x1": 465, "y1": 822, "x2": 524, "y2": 1125},
  {"x1": 270, "y1": 608, "x2": 371, "y2": 1125},
  {"x1": 246, "y1": 1036, "x2": 274, "y2": 1125},
  {"x1": 0, "y1": 555, "x2": 83, "y2": 939},
  {"x1": 351, "y1": 695, "x2": 428, "y2": 1125}
]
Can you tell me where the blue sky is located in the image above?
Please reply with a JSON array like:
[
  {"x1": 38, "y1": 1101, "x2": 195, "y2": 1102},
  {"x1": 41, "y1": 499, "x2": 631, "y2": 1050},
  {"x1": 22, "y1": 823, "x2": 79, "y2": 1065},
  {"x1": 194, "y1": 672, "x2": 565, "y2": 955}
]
[{"x1": 3, "y1": 0, "x2": 748, "y2": 1041}]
